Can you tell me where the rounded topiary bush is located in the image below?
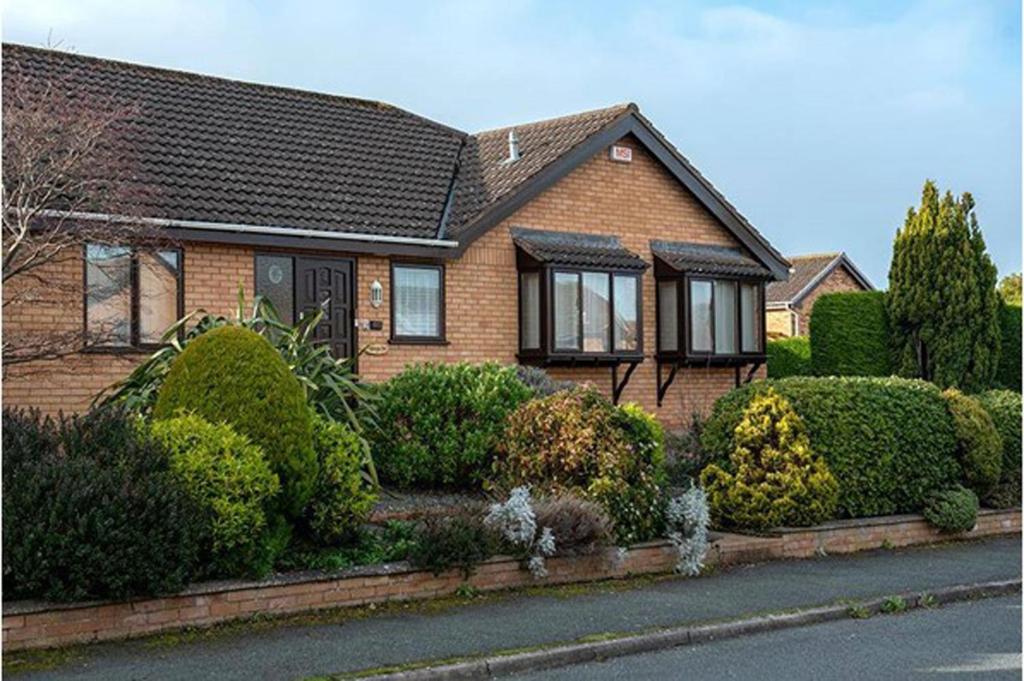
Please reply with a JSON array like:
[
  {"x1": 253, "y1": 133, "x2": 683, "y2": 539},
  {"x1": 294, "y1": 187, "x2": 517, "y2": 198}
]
[
  {"x1": 700, "y1": 387, "x2": 838, "y2": 530},
  {"x1": 153, "y1": 325, "x2": 316, "y2": 517},
  {"x1": 976, "y1": 390, "x2": 1022, "y2": 508},
  {"x1": 372, "y1": 362, "x2": 533, "y2": 489},
  {"x1": 701, "y1": 377, "x2": 961, "y2": 518},
  {"x1": 151, "y1": 414, "x2": 281, "y2": 578},
  {"x1": 923, "y1": 486, "x2": 979, "y2": 533},
  {"x1": 3, "y1": 407, "x2": 203, "y2": 602},
  {"x1": 941, "y1": 389, "x2": 1002, "y2": 498},
  {"x1": 306, "y1": 413, "x2": 378, "y2": 546},
  {"x1": 493, "y1": 389, "x2": 666, "y2": 544}
]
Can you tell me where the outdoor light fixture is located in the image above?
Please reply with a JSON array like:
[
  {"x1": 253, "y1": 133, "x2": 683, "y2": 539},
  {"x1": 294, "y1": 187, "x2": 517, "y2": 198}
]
[{"x1": 370, "y1": 279, "x2": 383, "y2": 308}]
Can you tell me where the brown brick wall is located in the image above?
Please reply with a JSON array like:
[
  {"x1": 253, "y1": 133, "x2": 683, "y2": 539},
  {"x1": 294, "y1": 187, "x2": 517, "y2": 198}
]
[
  {"x1": 4, "y1": 136, "x2": 765, "y2": 426},
  {"x1": 790, "y1": 264, "x2": 865, "y2": 336},
  {"x1": 4, "y1": 508, "x2": 1018, "y2": 652}
]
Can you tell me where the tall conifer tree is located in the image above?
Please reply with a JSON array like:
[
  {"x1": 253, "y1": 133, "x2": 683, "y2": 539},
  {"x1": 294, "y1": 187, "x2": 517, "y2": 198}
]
[{"x1": 887, "y1": 181, "x2": 1000, "y2": 391}]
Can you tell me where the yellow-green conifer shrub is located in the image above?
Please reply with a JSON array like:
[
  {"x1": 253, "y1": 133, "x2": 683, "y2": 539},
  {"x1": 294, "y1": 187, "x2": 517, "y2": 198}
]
[{"x1": 700, "y1": 387, "x2": 838, "y2": 530}]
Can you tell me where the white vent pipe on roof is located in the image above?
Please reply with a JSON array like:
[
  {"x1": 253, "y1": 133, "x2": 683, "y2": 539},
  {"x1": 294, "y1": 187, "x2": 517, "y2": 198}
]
[{"x1": 507, "y1": 129, "x2": 520, "y2": 163}]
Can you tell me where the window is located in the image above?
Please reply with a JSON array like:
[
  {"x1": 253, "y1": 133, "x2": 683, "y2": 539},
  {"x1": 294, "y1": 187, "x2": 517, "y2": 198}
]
[
  {"x1": 553, "y1": 272, "x2": 580, "y2": 350},
  {"x1": 85, "y1": 244, "x2": 182, "y2": 348},
  {"x1": 520, "y1": 272, "x2": 540, "y2": 350},
  {"x1": 546, "y1": 270, "x2": 641, "y2": 356},
  {"x1": 689, "y1": 280, "x2": 713, "y2": 353},
  {"x1": 740, "y1": 283, "x2": 761, "y2": 353},
  {"x1": 255, "y1": 254, "x2": 294, "y2": 323},
  {"x1": 391, "y1": 263, "x2": 444, "y2": 342},
  {"x1": 658, "y1": 280, "x2": 678, "y2": 352},
  {"x1": 613, "y1": 275, "x2": 638, "y2": 351},
  {"x1": 657, "y1": 276, "x2": 765, "y2": 359}
]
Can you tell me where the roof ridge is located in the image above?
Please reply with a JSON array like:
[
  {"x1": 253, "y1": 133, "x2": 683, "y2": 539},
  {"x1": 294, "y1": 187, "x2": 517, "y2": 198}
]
[
  {"x1": 788, "y1": 251, "x2": 843, "y2": 260},
  {"x1": 2, "y1": 42, "x2": 468, "y2": 139},
  {"x1": 470, "y1": 103, "x2": 636, "y2": 136}
]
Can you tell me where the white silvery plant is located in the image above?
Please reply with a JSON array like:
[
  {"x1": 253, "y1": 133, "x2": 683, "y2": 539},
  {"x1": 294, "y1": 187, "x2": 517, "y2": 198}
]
[
  {"x1": 665, "y1": 485, "x2": 710, "y2": 576},
  {"x1": 485, "y1": 487, "x2": 556, "y2": 578}
]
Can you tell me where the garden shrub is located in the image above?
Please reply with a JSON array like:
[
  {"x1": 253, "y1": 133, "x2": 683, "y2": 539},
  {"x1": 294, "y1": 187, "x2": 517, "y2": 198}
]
[
  {"x1": 493, "y1": 389, "x2": 666, "y2": 544},
  {"x1": 515, "y1": 365, "x2": 576, "y2": 397},
  {"x1": 533, "y1": 496, "x2": 611, "y2": 556},
  {"x1": 976, "y1": 390, "x2": 1022, "y2": 508},
  {"x1": 701, "y1": 388, "x2": 838, "y2": 530},
  {"x1": 484, "y1": 487, "x2": 556, "y2": 578},
  {"x1": 306, "y1": 413, "x2": 379, "y2": 546},
  {"x1": 3, "y1": 408, "x2": 203, "y2": 602},
  {"x1": 701, "y1": 377, "x2": 961, "y2": 518},
  {"x1": 767, "y1": 337, "x2": 812, "y2": 378},
  {"x1": 407, "y1": 507, "x2": 498, "y2": 577},
  {"x1": 153, "y1": 325, "x2": 316, "y2": 518},
  {"x1": 613, "y1": 402, "x2": 668, "y2": 482},
  {"x1": 372, "y1": 362, "x2": 533, "y2": 489},
  {"x1": 151, "y1": 415, "x2": 280, "y2": 578},
  {"x1": 923, "y1": 486, "x2": 979, "y2": 533},
  {"x1": 809, "y1": 291, "x2": 892, "y2": 377},
  {"x1": 665, "y1": 486, "x2": 710, "y2": 575},
  {"x1": 665, "y1": 413, "x2": 712, "y2": 486},
  {"x1": 941, "y1": 389, "x2": 1002, "y2": 498},
  {"x1": 996, "y1": 304, "x2": 1021, "y2": 391}
]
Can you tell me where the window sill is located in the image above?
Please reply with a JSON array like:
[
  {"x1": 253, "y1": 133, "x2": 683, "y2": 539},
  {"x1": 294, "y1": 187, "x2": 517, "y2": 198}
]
[
  {"x1": 520, "y1": 353, "x2": 645, "y2": 367},
  {"x1": 80, "y1": 346, "x2": 160, "y2": 356},
  {"x1": 655, "y1": 353, "x2": 766, "y2": 366}
]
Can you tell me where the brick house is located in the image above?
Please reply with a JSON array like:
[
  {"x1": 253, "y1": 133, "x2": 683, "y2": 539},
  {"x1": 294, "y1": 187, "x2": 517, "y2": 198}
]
[
  {"x1": 765, "y1": 252, "x2": 873, "y2": 338},
  {"x1": 3, "y1": 44, "x2": 792, "y2": 429}
]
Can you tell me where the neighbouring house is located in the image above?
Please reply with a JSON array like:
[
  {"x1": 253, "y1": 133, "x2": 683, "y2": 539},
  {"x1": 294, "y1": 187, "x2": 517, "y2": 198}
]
[
  {"x1": 2, "y1": 44, "x2": 792, "y2": 429},
  {"x1": 765, "y1": 252, "x2": 874, "y2": 338}
]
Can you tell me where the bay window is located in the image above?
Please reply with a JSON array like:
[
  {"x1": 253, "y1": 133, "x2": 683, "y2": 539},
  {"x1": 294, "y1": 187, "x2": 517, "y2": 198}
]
[{"x1": 656, "y1": 275, "x2": 765, "y2": 359}]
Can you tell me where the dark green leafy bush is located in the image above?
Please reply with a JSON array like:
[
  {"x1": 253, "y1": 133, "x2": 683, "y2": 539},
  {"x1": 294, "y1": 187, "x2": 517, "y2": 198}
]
[
  {"x1": 941, "y1": 389, "x2": 1002, "y2": 498},
  {"x1": 151, "y1": 415, "x2": 281, "y2": 578},
  {"x1": 996, "y1": 304, "x2": 1021, "y2": 391},
  {"x1": 809, "y1": 291, "x2": 892, "y2": 377},
  {"x1": 493, "y1": 389, "x2": 666, "y2": 544},
  {"x1": 306, "y1": 413, "x2": 378, "y2": 546},
  {"x1": 976, "y1": 390, "x2": 1022, "y2": 508},
  {"x1": 277, "y1": 521, "x2": 416, "y2": 573},
  {"x1": 923, "y1": 486, "x2": 979, "y2": 532},
  {"x1": 767, "y1": 337, "x2": 812, "y2": 378},
  {"x1": 407, "y1": 508, "x2": 498, "y2": 577},
  {"x1": 372, "y1": 362, "x2": 532, "y2": 489},
  {"x1": 701, "y1": 377, "x2": 961, "y2": 518},
  {"x1": 3, "y1": 408, "x2": 203, "y2": 602},
  {"x1": 154, "y1": 325, "x2": 316, "y2": 518}
]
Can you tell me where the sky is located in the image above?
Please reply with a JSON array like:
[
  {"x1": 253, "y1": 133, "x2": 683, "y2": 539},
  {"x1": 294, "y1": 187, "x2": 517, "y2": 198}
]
[{"x1": 3, "y1": 0, "x2": 1020, "y2": 286}]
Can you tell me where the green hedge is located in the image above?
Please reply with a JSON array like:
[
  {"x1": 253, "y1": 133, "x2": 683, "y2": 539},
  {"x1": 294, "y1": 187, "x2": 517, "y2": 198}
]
[
  {"x1": 976, "y1": 390, "x2": 1022, "y2": 508},
  {"x1": 767, "y1": 337, "x2": 812, "y2": 378},
  {"x1": 996, "y1": 304, "x2": 1021, "y2": 391},
  {"x1": 701, "y1": 376, "x2": 961, "y2": 518},
  {"x1": 809, "y1": 291, "x2": 892, "y2": 377}
]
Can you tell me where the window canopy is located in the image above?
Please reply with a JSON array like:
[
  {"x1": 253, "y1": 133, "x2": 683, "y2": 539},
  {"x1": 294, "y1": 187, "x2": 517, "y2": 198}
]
[
  {"x1": 512, "y1": 228, "x2": 649, "y2": 272},
  {"x1": 650, "y1": 241, "x2": 772, "y2": 279}
]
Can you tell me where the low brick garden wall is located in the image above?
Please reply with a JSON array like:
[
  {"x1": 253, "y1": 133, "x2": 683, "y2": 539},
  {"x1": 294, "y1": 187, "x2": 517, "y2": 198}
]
[{"x1": 4, "y1": 508, "x2": 1019, "y2": 652}]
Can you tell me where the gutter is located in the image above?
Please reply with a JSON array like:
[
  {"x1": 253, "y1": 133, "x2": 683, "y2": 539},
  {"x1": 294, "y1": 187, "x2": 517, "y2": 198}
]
[{"x1": 33, "y1": 209, "x2": 460, "y2": 249}]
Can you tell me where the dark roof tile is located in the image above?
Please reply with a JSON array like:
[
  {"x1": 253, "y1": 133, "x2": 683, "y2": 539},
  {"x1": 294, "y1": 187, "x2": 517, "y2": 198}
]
[
  {"x1": 513, "y1": 228, "x2": 648, "y2": 271},
  {"x1": 651, "y1": 241, "x2": 771, "y2": 278}
]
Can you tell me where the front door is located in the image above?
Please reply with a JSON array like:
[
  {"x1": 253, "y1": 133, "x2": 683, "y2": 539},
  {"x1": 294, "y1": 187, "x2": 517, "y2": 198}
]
[{"x1": 296, "y1": 257, "x2": 355, "y2": 360}]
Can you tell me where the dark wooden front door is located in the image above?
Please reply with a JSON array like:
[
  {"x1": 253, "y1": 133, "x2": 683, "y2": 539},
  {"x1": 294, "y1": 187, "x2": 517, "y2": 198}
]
[{"x1": 296, "y1": 257, "x2": 355, "y2": 360}]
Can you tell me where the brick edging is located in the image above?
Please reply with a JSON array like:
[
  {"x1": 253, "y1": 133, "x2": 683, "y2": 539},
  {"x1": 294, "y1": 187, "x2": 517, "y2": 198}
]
[{"x1": 3, "y1": 508, "x2": 1019, "y2": 652}]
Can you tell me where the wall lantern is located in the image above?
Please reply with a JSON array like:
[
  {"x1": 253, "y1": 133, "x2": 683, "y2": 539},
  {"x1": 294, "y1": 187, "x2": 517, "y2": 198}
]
[{"x1": 370, "y1": 279, "x2": 384, "y2": 308}]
